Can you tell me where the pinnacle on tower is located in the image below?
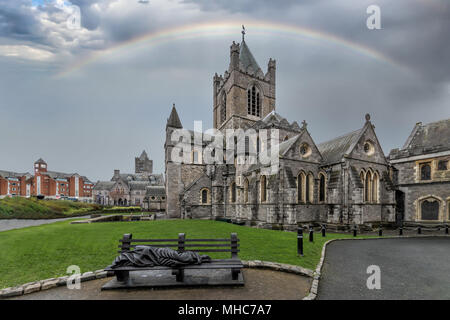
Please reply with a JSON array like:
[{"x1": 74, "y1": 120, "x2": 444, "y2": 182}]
[{"x1": 166, "y1": 103, "x2": 182, "y2": 129}]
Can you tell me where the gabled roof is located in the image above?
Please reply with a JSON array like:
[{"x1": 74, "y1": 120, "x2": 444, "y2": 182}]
[
  {"x1": 166, "y1": 104, "x2": 182, "y2": 129},
  {"x1": 34, "y1": 158, "x2": 47, "y2": 164},
  {"x1": 138, "y1": 150, "x2": 148, "y2": 160},
  {"x1": 392, "y1": 118, "x2": 450, "y2": 159},
  {"x1": 239, "y1": 40, "x2": 261, "y2": 73},
  {"x1": 278, "y1": 134, "x2": 303, "y2": 156},
  {"x1": 93, "y1": 181, "x2": 115, "y2": 191},
  {"x1": 252, "y1": 111, "x2": 303, "y2": 132},
  {"x1": 318, "y1": 128, "x2": 363, "y2": 165}
]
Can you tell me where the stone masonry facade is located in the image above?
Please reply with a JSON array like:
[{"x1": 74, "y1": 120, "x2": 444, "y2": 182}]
[{"x1": 164, "y1": 35, "x2": 449, "y2": 229}]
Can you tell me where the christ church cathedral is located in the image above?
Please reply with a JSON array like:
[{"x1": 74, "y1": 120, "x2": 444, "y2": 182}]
[{"x1": 163, "y1": 33, "x2": 450, "y2": 230}]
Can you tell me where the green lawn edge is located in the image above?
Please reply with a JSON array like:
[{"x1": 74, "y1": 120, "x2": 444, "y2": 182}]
[{"x1": 0, "y1": 219, "x2": 374, "y2": 289}]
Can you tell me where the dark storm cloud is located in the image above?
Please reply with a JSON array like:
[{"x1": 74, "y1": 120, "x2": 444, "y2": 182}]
[
  {"x1": 0, "y1": 0, "x2": 449, "y2": 180},
  {"x1": 0, "y1": 0, "x2": 42, "y2": 41}
]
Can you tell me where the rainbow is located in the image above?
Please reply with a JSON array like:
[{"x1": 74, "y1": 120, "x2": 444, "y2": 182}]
[{"x1": 56, "y1": 20, "x2": 406, "y2": 77}]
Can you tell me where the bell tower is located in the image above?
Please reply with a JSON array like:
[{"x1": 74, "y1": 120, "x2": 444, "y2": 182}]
[{"x1": 213, "y1": 27, "x2": 276, "y2": 131}]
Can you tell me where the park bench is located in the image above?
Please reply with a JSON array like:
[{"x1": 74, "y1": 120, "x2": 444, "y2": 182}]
[{"x1": 104, "y1": 232, "x2": 243, "y2": 285}]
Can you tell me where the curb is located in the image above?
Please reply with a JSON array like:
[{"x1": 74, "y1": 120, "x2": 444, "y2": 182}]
[
  {"x1": 301, "y1": 234, "x2": 449, "y2": 300},
  {"x1": 0, "y1": 261, "x2": 314, "y2": 299},
  {"x1": 0, "y1": 269, "x2": 114, "y2": 299},
  {"x1": 241, "y1": 260, "x2": 314, "y2": 278}
]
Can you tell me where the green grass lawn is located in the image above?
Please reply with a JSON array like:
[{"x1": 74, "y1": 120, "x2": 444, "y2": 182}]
[
  {"x1": 0, "y1": 197, "x2": 101, "y2": 219},
  {"x1": 0, "y1": 219, "x2": 365, "y2": 289}
]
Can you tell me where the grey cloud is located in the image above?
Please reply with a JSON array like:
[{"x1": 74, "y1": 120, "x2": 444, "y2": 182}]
[{"x1": 181, "y1": 0, "x2": 316, "y2": 13}]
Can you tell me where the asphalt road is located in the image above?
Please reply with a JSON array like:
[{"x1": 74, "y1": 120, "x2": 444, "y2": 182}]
[{"x1": 317, "y1": 237, "x2": 450, "y2": 300}]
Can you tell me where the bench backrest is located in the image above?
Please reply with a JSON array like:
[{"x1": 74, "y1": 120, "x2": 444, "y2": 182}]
[{"x1": 118, "y1": 233, "x2": 240, "y2": 259}]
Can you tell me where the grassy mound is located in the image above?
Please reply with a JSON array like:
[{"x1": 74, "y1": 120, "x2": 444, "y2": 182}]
[{"x1": 0, "y1": 197, "x2": 102, "y2": 219}]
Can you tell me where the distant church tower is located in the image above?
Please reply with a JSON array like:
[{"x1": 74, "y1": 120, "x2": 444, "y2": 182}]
[
  {"x1": 135, "y1": 150, "x2": 153, "y2": 174},
  {"x1": 213, "y1": 27, "x2": 276, "y2": 130}
]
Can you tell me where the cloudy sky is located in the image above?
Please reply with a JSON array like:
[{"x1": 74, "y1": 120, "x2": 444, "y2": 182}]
[{"x1": 0, "y1": 0, "x2": 449, "y2": 181}]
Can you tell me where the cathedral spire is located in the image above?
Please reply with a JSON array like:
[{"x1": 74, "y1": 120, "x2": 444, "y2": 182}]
[{"x1": 166, "y1": 103, "x2": 183, "y2": 129}]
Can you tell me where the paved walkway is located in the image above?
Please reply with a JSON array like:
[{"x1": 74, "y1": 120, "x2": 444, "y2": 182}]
[
  {"x1": 317, "y1": 237, "x2": 450, "y2": 300},
  {"x1": 0, "y1": 216, "x2": 90, "y2": 232},
  {"x1": 10, "y1": 269, "x2": 310, "y2": 300}
]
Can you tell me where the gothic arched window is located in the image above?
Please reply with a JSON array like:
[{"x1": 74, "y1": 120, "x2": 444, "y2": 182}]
[
  {"x1": 306, "y1": 173, "x2": 314, "y2": 203},
  {"x1": 220, "y1": 92, "x2": 227, "y2": 124},
  {"x1": 420, "y1": 198, "x2": 440, "y2": 221},
  {"x1": 372, "y1": 172, "x2": 379, "y2": 203},
  {"x1": 260, "y1": 175, "x2": 267, "y2": 202},
  {"x1": 230, "y1": 182, "x2": 236, "y2": 203},
  {"x1": 319, "y1": 173, "x2": 326, "y2": 202},
  {"x1": 244, "y1": 178, "x2": 249, "y2": 203},
  {"x1": 247, "y1": 85, "x2": 261, "y2": 117},
  {"x1": 200, "y1": 188, "x2": 210, "y2": 204},
  {"x1": 420, "y1": 163, "x2": 431, "y2": 181},
  {"x1": 365, "y1": 171, "x2": 372, "y2": 203},
  {"x1": 297, "y1": 172, "x2": 305, "y2": 203}
]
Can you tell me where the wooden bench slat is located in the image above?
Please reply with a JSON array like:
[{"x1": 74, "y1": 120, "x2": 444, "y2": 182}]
[
  {"x1": 120, "y1": 238, "x2": 239, "y2": 243},
  {"x1": 117, "y1": 249, "x2": 240, "y2": 254},
  {"x1": 105, "y1": 261, "x2": 243, "y2": 272},
  {"x1": 119, "y1": 243, "x2": 240, "y2": 249}
]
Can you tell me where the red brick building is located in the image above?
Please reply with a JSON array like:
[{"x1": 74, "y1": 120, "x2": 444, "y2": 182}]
[
  {"x1": 0, "y1": 171, "x2": 33, "y2": 197},
  {"x1": 0, "y1": 158, "x2": 94, "y2": 202}
]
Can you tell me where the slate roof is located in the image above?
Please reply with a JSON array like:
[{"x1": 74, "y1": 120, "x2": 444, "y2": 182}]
[
  {"x1": 81, "y1": 176, "x2": 94, "y2": 184},
  {"x1": 167, "y1": 105, "x2": 183, "y2": 128},
  {"x1": 129, "y1": 181, "x2": 150, "y2": 191},
  {"x1": 0, "y1": 170, "x2": 29, "y2": 179},
  {"x1": 34, "y1": 158, "x2": 47, "y2": 164},
  {"x1": 390, "y1": 118, "x2": 450, "y2": 159},
  {"x1": 252, "y1": 111, "x2": 302, "y2": 132},
  {"x1": 318, "y1": 128, "x2": 363, "y2": 165},
  {"x1": 93, "y1": 181, "x2": 115, "y2": 191},
  {"x1": 44, "y1": 171, "x2": 75, "y2": 179},
  {"x1": 145, "y1": 186, "x2": 166, "y2": 196},
  {"x1": 240, "y1": 40, "x2": 261, "y2": 73},
  {"x1": 278, "y1": 134, "x2": 302, "y2": 156}
]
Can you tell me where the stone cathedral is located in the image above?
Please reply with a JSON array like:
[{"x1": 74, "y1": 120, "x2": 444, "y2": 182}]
[{"x1": 164, "y1": 35, "x2": 450, "y2": 229}]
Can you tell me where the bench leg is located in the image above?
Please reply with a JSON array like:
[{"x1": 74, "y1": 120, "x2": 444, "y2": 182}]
[
  {"x1": 231, "y1": 269, "x2": 240, "y2": 281},
  {"x1": 172, "y1": 269, "x2": 184, "y2": 282},
  {"x1": 116, "y1": 270, "x2": 129, "y2": 283}
]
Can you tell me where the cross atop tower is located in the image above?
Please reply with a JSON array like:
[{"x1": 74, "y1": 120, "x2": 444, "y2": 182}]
[{"x1": 242, "y1": 25, "x2": 246, "y2": 41}]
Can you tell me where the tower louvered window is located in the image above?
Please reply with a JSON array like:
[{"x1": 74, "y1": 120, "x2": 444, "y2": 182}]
[
  {"x1": 247, "y1": 86, "x2": 261, "y2": 117},
  {"x1": 220, "y1": 92, "x2": 226, "y2": 124}
]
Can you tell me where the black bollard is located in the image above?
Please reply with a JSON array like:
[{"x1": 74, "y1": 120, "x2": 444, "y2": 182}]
[
  {"x1": 297, "y1": 228, "x2": 304, "y2": 256},
  {"x1": 445, "y1": 225, "x2": 448, "y2": 235},
  {"x1": 378, "y1": 228, "x2": 383, "y2": 237},
  {"x1": 418, "y1": 226, "x2": 422, "y2": 234},
  {"x1": 321, "y1": 225, "x2": 326, "y2": 237},
  {"x1": 309, "y1": 226, "x2": 314, "y2": 242},
  {"x1": 399, "y1": 227, "x2": 403, "y2": 236},
  {"x1": 353, "y1": 226, "x2": 357, "y2": 237}
]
